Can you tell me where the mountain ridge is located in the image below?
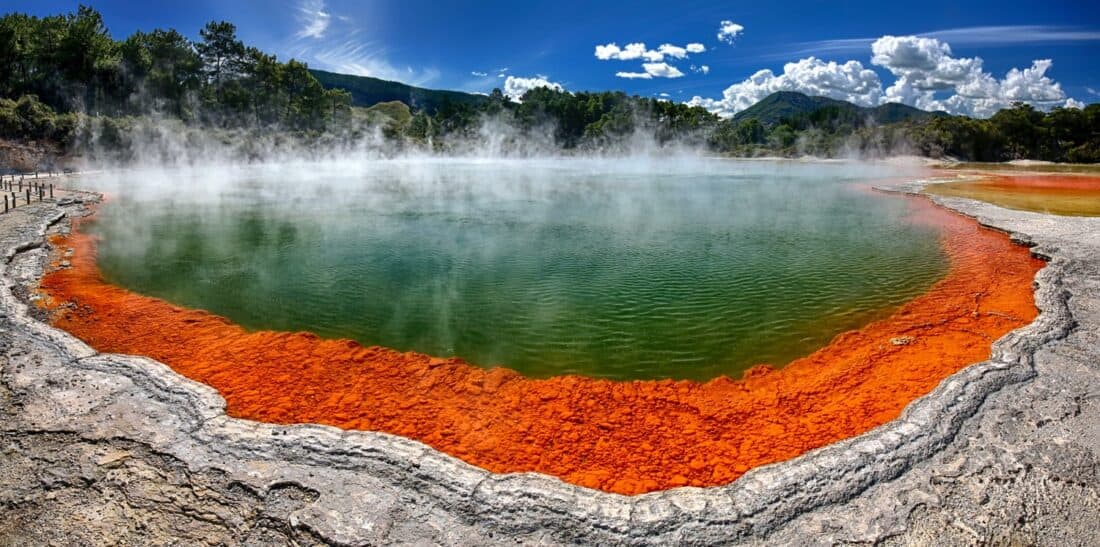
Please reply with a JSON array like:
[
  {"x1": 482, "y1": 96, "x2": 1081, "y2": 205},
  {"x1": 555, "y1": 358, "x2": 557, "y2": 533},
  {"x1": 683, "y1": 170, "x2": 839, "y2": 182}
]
[
  {"x1": 311, "y1": 68, "x2": 947, "y2": 127},
  {"x1": 732, "y1": 91, "x2": 948, "y2": 126},
  {"x1": 310, "y1": 69, "x2": 488, "y2": 114}
]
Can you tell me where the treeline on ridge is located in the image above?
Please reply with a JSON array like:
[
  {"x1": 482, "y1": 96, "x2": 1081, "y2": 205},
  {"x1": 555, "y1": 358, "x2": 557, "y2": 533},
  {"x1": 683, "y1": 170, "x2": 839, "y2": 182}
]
[{"x1": 1, "y1": 5, "x2": 1098, "y2": 163}]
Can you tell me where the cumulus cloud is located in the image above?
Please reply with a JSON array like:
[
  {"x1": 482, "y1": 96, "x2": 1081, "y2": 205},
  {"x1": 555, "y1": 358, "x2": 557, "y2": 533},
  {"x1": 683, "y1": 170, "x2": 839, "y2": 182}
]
[
  {"x1": 688, "y1": 57, "x2": 883, "y2": 117},
  {"x1": 615, "y1": 62, "x2": 686, "y2": 80},
  {"x1": 690, "y1": 64, "x2": 710, "y2": 75},
  {"x1": 595, "y1": 42, "x2": 661, "y2": 61},
  {"x1": 595, "y1": 41, "x2": 706, "y2": 63},
  {"x1": 656, "y1": 43, "x2": 690, "y2": 59},
  {"x1": 294, "y1": 0, "x2": 331, "y2": 39},
  {"x1": 871, "y1": 35, "x2": 1074, "y2": 117},
  {"x1": 717, "y1": 20, "x2": 744, "y2": 44},
  {"x1": 471, "y1": 71, "x2": 488, "y2": 77},
  {"x1": 688, "y1": 34, "x2": 1080, "y2": 118},
  {"x1": 644, "y1": 62, "x2": 685, "y2": 78},
  {"x1": 503, "y1": 75, "x2": 565, "y2": 101},
  {"x1": 596, "y1": 40, "x2": 708, "y2": 79}
]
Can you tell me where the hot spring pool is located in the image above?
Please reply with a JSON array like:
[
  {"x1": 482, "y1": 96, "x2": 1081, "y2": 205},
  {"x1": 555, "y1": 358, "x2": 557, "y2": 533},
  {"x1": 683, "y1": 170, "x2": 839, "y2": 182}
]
[{"x1": 83, "y1": 159, "x2": 947, "y2": 381}]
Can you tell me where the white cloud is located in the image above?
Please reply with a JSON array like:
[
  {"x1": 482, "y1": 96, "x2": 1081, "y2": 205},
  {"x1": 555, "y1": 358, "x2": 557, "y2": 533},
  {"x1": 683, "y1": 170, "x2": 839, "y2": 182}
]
[
  {"x1": 689, "y1": 34, "x2": 1080, "y2": 118},
  {"x1": 659, "y1": 92, "x2": 671, "y2": 97},
  {"x1": 1065, "y1": 98, "x2": 1085, "y2": 109},
  {"x1": 596, "y1": 40, "x2": 705, "y2": 80},
  {"x1": 287, "y1": 0, "x2": 438, "y2": 86},
  {"x1": 691, "y1": 64, "x2": 710, "y2": 75},
  {"x1": 595, "y1": 42, "x2": 666, "y2": 62},
  {"x1": 471, "y1": 71, "x2": 488, "y2": 77},
  {"x1": 871, "y1": 35, "x2": 1074, "y2": 117},
  {"x1": 657, "y1": 43, "x2": 689, "y2": 59},
  {"x1": 688, "y1": 57, "x2": 883, "y2": 117},
  {"x1": 717, "y1": 20, "x2": 744, "y2": 44},
  {"x1": 595, "y1": 41, "x2": 707, "y2": 63},
  {"x1": 643, "y1": 62, "x2": 685, "y2": 78},
  {"x1": 294, "y1": 0, "x2": 331, "y2": 39},
  {"x1": 503, "y1": 75, "x2": 565, "y2": 101},
  {"x1": 616, "y1": 63, "x2": 686, "y2": 79},
  {"x1": 1000, "y1": 59, "x2": 1067, "y2": 103},
  {"x1": 922, "y1": 25, "x2": 1100, "y2": 46},
  {"x1": 1087, "y1": 87, "x2": 1099, "y2": 97},
  {"x1": 785, "y1": 25, "x2": 1100, "y2": 62},
  {"x1": 594, "y1": 43, "x2": 622, "y2": 60},
  {"x1": 294, "y1": 37, "x2": 439, "y2": 86}
]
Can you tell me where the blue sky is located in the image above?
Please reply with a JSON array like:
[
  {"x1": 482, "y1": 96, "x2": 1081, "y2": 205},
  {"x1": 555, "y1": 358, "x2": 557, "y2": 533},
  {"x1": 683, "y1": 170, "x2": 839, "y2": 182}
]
[{"x1": 8, "y1": 0, "x2": 1100, "y2": 116}]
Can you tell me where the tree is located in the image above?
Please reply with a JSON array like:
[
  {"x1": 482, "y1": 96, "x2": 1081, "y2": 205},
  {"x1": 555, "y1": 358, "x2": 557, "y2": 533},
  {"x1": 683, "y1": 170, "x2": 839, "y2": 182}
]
[
  {"x1": 56, "y1": 6, "x2": 118, "y2": 111},
  {"x1": 196, "y1": 21, "x2": 245, "y2": 100},
  {"x1": 281, "y1": 59, "x2": 326, "y2": 129},
  {"x1": 0, "y1": 13, "x2": 35, "y2": 97},
  {"x1": 990, "y1": 102, "x2": 1044, "y2": 159}
]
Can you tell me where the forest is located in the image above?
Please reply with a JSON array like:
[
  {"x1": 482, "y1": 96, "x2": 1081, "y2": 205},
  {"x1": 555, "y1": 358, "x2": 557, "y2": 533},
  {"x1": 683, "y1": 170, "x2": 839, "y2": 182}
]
[
  {"x1": 1, "y1": 5, "x2": 1098, "y2": 163},
  {"x1": 0, "y1": 6, "x2": 351, "y2": 141}
]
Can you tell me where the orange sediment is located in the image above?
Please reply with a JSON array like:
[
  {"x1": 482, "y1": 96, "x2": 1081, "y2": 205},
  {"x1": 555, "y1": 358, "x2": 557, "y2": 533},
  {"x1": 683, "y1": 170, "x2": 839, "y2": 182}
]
[
  {"x1": 37, "y1": 194, "x2": 1043, "y2": 495},
  {"x1": 925, "y1": 174, "x2": 1100, "y2": 216}
]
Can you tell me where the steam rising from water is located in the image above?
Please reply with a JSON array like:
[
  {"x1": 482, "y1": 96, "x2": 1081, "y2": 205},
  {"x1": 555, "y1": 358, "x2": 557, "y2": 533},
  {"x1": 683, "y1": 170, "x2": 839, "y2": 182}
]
[
  {"x1": 79, "y1": 158, "x2": 946, "y2": 380},
  {"x1": 72, "y1": 108, "x2": 715, "y2": 168}
]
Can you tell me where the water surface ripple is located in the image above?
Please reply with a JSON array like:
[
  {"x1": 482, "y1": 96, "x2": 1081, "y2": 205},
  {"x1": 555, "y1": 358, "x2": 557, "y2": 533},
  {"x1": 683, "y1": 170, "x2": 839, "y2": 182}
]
[{"x1": 87, "y1": 160, "x2": 947, "y2": 380}]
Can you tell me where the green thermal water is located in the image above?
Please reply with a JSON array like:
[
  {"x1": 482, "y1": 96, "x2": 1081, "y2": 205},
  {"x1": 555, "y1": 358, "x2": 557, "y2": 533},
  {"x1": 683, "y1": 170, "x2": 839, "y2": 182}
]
[{"x1": 87, "y1": 159, "x2": 948, "y2": 381}]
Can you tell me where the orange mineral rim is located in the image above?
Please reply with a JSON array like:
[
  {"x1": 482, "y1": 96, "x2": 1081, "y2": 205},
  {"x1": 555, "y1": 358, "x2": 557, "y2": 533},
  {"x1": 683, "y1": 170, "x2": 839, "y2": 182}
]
[{"x1": 37, "y1": 191, "x2": 1043, "y2": 495}]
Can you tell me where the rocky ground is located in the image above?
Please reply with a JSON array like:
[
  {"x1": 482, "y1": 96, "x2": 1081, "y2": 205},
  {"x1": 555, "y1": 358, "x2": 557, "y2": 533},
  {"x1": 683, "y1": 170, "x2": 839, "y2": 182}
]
[
  {"x1": 0, "y1": 178, "x2": 1097, "y2": 546},
  {"x1": 0, "y1": 140, "x2": 65, "y2": 173}
]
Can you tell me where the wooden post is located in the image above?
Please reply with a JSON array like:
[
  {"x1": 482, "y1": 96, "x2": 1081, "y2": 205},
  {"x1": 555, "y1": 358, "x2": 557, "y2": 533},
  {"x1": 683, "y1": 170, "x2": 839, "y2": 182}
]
[
  {"x1": 49, "y1": 184, "x2": 54, "y2": 198},
  {"x1": 4, "y1": 195, "x2": 7, "y2": 213},
  {"x1": 25, "y1": 188, "x2": 30, "y2": 205},
  {"x1": 17, "y1": 179, "x2": 21, "y2": 192}
]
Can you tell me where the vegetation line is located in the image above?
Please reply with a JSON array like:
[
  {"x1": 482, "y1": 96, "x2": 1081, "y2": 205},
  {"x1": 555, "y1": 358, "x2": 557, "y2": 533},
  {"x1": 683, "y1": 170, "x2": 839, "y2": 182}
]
[{"x1": 0, "y1": 6, "x2": 1097, "y2": 165}]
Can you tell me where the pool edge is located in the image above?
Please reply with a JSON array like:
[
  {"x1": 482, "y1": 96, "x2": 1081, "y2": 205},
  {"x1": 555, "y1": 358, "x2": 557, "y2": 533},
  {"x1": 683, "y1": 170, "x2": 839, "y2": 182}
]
[{"x1": 1, "y1": 177, "x2": 1093, "y2": 544}]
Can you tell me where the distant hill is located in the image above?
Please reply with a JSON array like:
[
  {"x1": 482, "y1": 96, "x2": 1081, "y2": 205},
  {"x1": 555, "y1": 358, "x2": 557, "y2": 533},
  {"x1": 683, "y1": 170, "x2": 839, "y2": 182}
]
[
  {"x1": 310, "y1": 69, "x2": 488, "y2": 114},
  {"x1": 733, "y1": 91, "x2": 946, "y2": 126}
]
